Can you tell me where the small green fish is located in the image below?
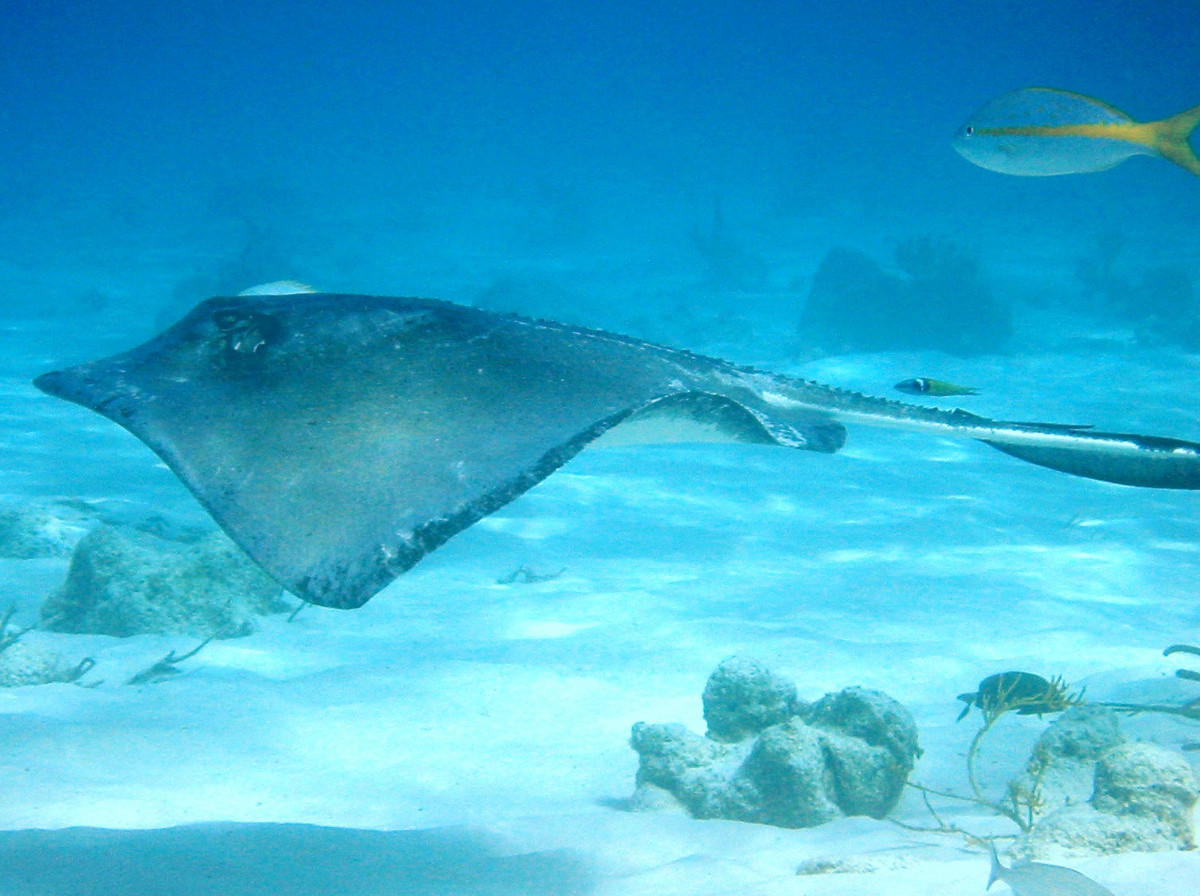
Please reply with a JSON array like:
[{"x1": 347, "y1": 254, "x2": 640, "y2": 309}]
[
  {"x1": 988, "y1": 842, "x2": 1115, "y2": 896},
  {"x1": 894, "y1": 377, "x2": 977, "y2": 397},
  {"x1": 954, "y1": 87, "x2": 1200, "y2": 177}
]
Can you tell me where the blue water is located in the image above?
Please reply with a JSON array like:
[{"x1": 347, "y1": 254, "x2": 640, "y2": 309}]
[
  {"x1": 3, "y1": 2, "x2": 1200, "y2": 893},
  {"x1": 5, "y1": 0, "x2": 1200, "y2": 331}
]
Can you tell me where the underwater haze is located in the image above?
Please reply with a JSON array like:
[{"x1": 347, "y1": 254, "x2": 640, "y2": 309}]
[
  {"x1": 2, "y1": 1, "x2": 1200, "y2": 894},
  {"x1": 6, "y1": 0, "x2": 1200, "y2": 329}
]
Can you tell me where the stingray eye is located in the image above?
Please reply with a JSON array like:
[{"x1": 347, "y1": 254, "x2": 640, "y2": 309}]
[
  {"x1": 211, "y1": 309, "x2": 243, "y2": 331},
  {"x1": 212, "y1": 311, "x2": 284, "y2": 367}
]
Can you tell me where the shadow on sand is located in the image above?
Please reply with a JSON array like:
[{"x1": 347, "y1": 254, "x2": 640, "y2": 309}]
[{"x1": 0, "y1": 822, "x2": 593, "y2": 896}]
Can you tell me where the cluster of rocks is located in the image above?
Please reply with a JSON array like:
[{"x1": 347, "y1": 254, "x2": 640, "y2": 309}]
[
  {"x1": 629, "y1": 657, "x2": 1199, "y2": 857},
  {"x1": 41, "y1": 524, "x2": 287, "y2": 639},
  {"x1": 1011, "y1": 704, "x2": 1198, "y2": 857},
  {"x1": 0, "y1": 501, "x2": 290, "y2": 687},
  {"x1": 0, "y1": 640, "x2": 90, "y2": 688},
  {"x1": 0, "y1": 504, "x2": 79, "y2": 559},
  {"x1": 629, "y1": 656, "x2": 921, "y2": 828},
  {"x1": 797, "y1": 239, "x2": 1011, "y2": 356},
  {"x1": 0, "y1": 499, "x2": 207, "y2": 561}
]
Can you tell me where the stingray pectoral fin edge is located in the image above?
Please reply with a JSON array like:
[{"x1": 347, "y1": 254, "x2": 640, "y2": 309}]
[
  {"x1": 294, "y1": 391, "x2": 840, "y2": 609},
  {"x1": 294, "y1": 388, "x2": 844, "y2": 606},
  {"x1": 307, "y1": 405, "x2": 633, "y2": 609}
]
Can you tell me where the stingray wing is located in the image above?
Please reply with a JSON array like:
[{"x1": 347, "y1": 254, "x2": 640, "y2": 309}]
[
  {"x1": 41, "y1": 293, "x2": 1200, "y2": 609},
  {"x1": 35, "y1": 295, "x2": 844, "y2": 608}
]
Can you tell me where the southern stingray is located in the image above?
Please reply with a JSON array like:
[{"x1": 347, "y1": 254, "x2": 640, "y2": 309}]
[{"x1": 34, "y1": 294, "x2": 1200, "y2": 608}]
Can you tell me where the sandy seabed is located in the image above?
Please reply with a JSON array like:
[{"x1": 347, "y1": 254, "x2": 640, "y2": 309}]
[{"x1": 1, "y1": 292, "x2": 1198, "y2": 895}]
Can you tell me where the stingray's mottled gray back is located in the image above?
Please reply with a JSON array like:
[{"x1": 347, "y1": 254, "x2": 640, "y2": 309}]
[
  {"x1": 36, "y1": 294, "x2": 1200, "y2": 608},
  {"x1": 34, "y1": 295, "x2": 844, "y2": 607}
]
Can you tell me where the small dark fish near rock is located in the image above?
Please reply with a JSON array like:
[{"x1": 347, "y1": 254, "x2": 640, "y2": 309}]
[
  {"x1": 988, "y1": 841, "x2": 1115, "y2": 896},
  {"x1": 957, "y1": 671, "x2": 1080, "y2": 722},
  {"x1": 894, "y1": 377, "x2": 978, "y2": 396},
  {"x1": 496, "y1": 565, "x2": 565, "y2": 585}
]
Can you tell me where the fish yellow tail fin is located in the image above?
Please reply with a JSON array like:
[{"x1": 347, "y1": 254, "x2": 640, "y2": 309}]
[{"x1": 1153, "y1": 103, "x2": 1200, "y2": 176}]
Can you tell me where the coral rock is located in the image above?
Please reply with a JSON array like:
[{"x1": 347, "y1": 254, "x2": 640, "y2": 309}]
[
  {"x1": 0, "y1": 505, "x2": 78, "y2": 559},
  {"x1": 703, "y1": 655, "x2": 799, "y2": 743},
  {"x1": 631, "y1": 661, "x2": 920, "y2": 829},
  {"x1": 1023, "y1": 741, "x2": 1197, "y2": 858},
  {"x1": 798, "y1": 241, "x2": 1010, "y2": 356},
  {"x1": 41, "y1": 525, "x2": 288, "y2": 638},
  {"x1": 1091, "y1": 743, "x2": 1197, "y2": 841},
  {"x1": 745, "y1": 718, "x2": 841, "y2": 827},
  {"x1": 0, "y1": 640, "x2": 81, "y2": 687},
  {"x1": 805, "y1": 686, "x2": 921, "y2": 765},
  {"x1": 1013, "y1": 704, "x2": 1125, "y2": 811}
]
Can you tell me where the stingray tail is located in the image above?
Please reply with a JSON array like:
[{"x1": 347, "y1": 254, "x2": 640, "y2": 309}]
[
  {"x1": 982, "y1": 429, "x2": 1200, "y2": 490},
  {"x1": 775, "y1": 377, "x2": 1200, "y2": 490},
  {"x1": 1152, "y1": 102, "x2": 1200, "y2": 176}
]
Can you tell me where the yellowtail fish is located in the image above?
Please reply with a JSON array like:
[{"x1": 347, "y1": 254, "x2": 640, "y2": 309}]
[
  {"x1": 894, "y1": 377, "x2": 977, "y2": 397},
  {"x1": 988, "y1": 842, "x2": 1115, "y2": 896},
  {"x1": 954, "y1": 87, "x2": 1200, "y2": 177}
]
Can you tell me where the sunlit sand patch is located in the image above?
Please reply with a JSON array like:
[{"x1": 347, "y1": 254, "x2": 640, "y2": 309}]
[
  {"x1": 990, "y1": 629, "x2": 1169, "y2": 675},
  {"x1": 761, "y1": 493, "x2": 800, "y2": 515},
  {"x1": 538, "y1": 469, "x2": 759, "y2": 521},
  {"x1": 1006, "y1": 545, "x2": 1145, "y2": 604},
  {"x1": 618, "y1": 485, "x2": 759, "y2": 518},
  {"x1": 1064, "y1": 511, "x2": 1113, "y2": 529},
  {"x1": 880, "y1": 542, "x2": 1145, "y2": 593},
  {"x1": 836, "y1": 445, "x2": 891, "y2": 462},
  {"x1": 504, "y1": 619, "x2": 596, "y2": 640},
  {"x1": 1033, "y1": 587, "x2": 1143, "y2": 606},
  {"x1": 538, "y1": 471, "x2": 620, "y2": 502},
  {"x1": 1148, "y1": 539, "x2": 1200, "y2": 553},
  {"x1": 947, "y1": 637, "x2": 1163, "y2": 690},
  {"x1": 923, "y1": 448, "x2": 971, "y2": 463},
  {"x1": 202, "y1": 643, "x2": 333, "y2": 679},
  {"x1": 474, "y1": 515, "x2": 577, "y2": 539},
  {"x1": 821, "y1": 546, "x2": 911, "y2": 564}
]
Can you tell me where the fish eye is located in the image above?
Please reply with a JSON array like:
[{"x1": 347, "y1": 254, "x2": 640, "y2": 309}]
[{"x1": 963, "y1": 126, "x2": 974, "y2": 137}]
